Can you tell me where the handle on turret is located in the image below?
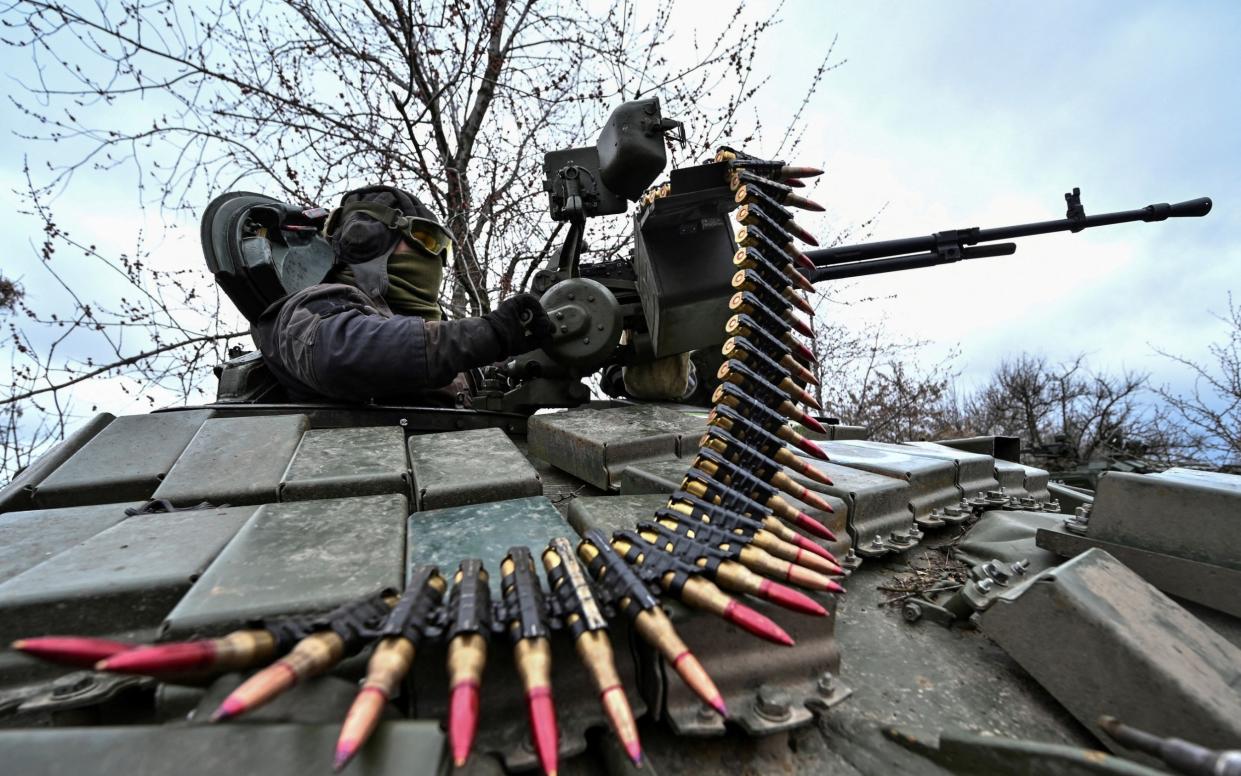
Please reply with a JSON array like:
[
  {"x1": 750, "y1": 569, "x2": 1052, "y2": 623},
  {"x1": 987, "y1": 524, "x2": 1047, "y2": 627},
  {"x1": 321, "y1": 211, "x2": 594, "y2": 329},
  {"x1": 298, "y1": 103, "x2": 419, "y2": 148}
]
[{"x1": 1146, "y1": 197, "x2": 1213, "y2": 221}]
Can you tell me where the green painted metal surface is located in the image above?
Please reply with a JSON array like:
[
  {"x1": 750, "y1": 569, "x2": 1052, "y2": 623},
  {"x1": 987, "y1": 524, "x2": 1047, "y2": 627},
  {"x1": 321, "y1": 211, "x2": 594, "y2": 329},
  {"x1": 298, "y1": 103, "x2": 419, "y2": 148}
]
[
  {"x1": 281, "y1": 426, "x2": 410, "y2": 502},
  {"x1": 0, "y1": 501, "x2": 143, "y2": 585},
  {"x1": 408, "y1": 428, "x2": 542, "y2": 510},
  {"x1": 0, "y1": 506, "x2": 256, "y2": 644},
  {"x1": 164, "y1": 494, "x2": 409, "y2": 638},
  {"x1": 153, "y1": 415, "x2": 309, "y2": 506},
  {"x1": 407, "y1": 496, "x2": 570, "y2": 593},
  {"x1": 33, "y1": 410, "x2": 216, "y2": 508},
  {"x1": 0, "y1": 721, "x2": 445, "y2": 775}
]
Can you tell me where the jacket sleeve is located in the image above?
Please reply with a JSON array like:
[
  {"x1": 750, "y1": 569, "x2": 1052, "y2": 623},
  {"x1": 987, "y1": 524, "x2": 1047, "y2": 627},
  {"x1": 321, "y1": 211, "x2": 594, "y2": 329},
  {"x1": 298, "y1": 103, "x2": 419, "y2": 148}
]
[{"x1": 309, "y1": 309, "x2": 508, "y2": 400}]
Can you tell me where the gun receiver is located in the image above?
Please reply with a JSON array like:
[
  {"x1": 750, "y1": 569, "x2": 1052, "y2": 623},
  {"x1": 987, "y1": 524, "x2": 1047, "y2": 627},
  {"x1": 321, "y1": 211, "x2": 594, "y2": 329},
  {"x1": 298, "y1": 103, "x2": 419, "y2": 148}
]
[{"x1": 806, "y1": 190, "x2": 1212, "y2": 283}]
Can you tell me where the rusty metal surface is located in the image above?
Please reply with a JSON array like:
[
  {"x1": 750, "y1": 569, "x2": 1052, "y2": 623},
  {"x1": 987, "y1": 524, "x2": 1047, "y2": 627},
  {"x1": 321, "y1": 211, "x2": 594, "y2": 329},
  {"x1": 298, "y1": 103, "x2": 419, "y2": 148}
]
[{"x1": 981, "y1": 548, "x2": 1241, "y2": 759}]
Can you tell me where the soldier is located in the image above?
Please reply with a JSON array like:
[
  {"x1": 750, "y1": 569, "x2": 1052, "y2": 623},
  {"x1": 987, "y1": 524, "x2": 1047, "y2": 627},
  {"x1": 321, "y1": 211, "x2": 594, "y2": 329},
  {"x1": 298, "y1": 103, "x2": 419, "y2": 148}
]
[{"x1": 252, "y1": 185, "x2": 554, "y2": 405}]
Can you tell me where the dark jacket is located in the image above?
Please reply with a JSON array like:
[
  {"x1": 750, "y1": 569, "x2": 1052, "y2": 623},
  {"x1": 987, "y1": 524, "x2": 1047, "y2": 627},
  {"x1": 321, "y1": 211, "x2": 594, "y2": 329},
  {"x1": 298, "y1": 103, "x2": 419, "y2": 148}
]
[{"x1": 251, "y1": 283, "x2": 507, "y2": 405}]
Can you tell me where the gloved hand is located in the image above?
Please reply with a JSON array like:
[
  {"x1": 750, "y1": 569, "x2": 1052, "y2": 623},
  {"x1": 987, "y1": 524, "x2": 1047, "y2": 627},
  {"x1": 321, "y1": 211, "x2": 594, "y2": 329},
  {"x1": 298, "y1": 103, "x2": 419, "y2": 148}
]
[{"x1": 485, "y1": 293, "x2": 555, "y2": 355}]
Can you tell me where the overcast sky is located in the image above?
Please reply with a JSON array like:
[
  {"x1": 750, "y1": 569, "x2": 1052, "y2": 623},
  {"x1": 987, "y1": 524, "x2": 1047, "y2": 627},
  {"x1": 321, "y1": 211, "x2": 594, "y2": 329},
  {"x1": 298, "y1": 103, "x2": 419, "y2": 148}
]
[{"x1": 1, "y1": 1, "x2": 1237, "y2": 422}]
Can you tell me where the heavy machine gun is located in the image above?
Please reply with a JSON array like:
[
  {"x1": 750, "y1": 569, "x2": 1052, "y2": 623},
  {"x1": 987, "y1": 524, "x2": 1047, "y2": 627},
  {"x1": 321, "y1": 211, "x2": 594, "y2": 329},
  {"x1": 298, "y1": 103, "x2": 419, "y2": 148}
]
[
  {"x1": 472, "y1": 99, "x2": 1212, "y2": 413},
  {"x1": 805, "y1": 187, "x2": 1212, "y2": 282}
]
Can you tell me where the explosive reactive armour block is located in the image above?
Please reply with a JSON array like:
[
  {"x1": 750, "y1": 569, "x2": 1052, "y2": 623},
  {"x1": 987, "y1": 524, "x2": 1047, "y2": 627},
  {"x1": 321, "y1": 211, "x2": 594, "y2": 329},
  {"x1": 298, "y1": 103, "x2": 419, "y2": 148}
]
[
  {"x1": 33, "y1": 410, "x2": 217, "y2": 508},
  {"x1": 0, "y1": 412, "x2": 115, "y2": 513},
  {"x1": 902, "y1": 441, "x2": 1001, "y2": 497},
  {"x1": 407, "y1": 427, "x2": 541, "y2": 510},
  {"x1": 0, "y1": 501, "x2": 143, "y2": 585},
  {"x1": 982, "y1": 548, "x2": 1241, "y2": 758},
  {"x1": 280, "y1": 426, "x2": 410, "y2": 502},
  {"x1": 1090, "y1": 469, "x2": 1241, "y2": 570},
  {"x1": 528, "y1": 404, "x2": 706, "y2": 490},
  {"x1": 153, "y1": 414, "x2": 309, "y2": 506},
  {"x1": 0, "y1": 505, "x2": 256, "y2": 644},
  {"x1": 1036, "y1": 468, "x2": 1241, "y2": 617},
  {"x1": 407, "y1": 496, "x2": 569, "y2": 595},
  {"x1": 791, "y1": 459, "x2": 911, "y2": 557},
  {"x1": 163, "y1": 494, "x2": 409, "y2": 638},
  {"x1": 822, "y1": 441, "x2": 961, "y2": 523},
  {"x1": 617, "y1": 457, "x2": 694, "y2": 496},
  {"x1": 0, "y1": 721, "x2": 446, "y2": 776}
]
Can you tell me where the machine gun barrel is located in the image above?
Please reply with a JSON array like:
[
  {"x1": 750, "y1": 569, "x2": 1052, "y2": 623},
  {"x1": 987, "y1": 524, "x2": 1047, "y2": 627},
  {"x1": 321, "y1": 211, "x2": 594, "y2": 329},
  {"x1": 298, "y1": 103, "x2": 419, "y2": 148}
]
[{"x1": 805, "y1": 194, "x2": 1212, "y2": 283}]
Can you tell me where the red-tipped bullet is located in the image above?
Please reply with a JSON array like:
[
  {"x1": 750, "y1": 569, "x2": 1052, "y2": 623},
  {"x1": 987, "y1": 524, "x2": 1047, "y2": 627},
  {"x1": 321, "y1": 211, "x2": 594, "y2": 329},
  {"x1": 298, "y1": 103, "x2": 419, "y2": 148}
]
[
  {"x1": 211, "y1": 694, "x2": 250, "y2": 722},
  {"x1": 333, "y1": 685, "x2": 387, "y2": 772},
  {"x1": 785, "y1": 219, "x2": 820, "y2": 247},
  {"x1": 791, "y1": 534, "x2": 840, "y2": 564},
  {"x1": 210, "y1": 657, "x2": 300, "y2": 721},
  {"x1": 784, "y1": 177, "x2": 806, "y2": 188},
  {"x1": 793, "y1": 511, "x2": 837, "y2": 540},
  {"x1": 791, "y1": 483, "x2": 834, "y2": 514},
  {"x1": 787, "y1": 243, "x2": 817, "y2": 271},
  {"x1": 783, "y1": 165, "x2": 825, "y2": 179},
  {"x1": 789, "y1": 456, "x2": 833, "y2": 486},
  {"x1": 449, "y1": 680, "x2": 480, "y2": 768},
  {"x1": 789, "y1": 337, "x2": 817, "y2": 364},
  {"x1": 758, "y1": 579, "x2": 828, "y2": 617},
  {"x1": 722, "y1": 600, "x2": 794, "y2": 646},
  {"x1": 527, "y1": 686, "x2": 559, "y2": 776},
  {"x1": 784, "y1": 192, "x2": 826, "y2": 212},
  {"x1": 798, "y1": 413, "x2": 827, "y2": 434},
  {"x1": 13, "y1": 636, "x2": 133, "y2": 668},
  {"x1": 672, "y1": 650, "x2": 728, "y2": 717},
  {"x1": 789, "y1": 313, "x2": 813, "y2": 338},
  {"x1": 795, "y1": 435, "x2": 829, "y2": 460},
  {"x1": 96, "y1": 640, "x2": 215, "y2": 674}
]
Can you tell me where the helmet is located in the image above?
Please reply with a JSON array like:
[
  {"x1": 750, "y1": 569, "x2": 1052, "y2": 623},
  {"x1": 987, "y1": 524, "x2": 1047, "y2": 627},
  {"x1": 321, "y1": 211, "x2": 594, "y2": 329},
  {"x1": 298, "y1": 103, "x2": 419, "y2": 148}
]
[{"x1": 323, "y1": 185, "x2": 453, "y2": 310}]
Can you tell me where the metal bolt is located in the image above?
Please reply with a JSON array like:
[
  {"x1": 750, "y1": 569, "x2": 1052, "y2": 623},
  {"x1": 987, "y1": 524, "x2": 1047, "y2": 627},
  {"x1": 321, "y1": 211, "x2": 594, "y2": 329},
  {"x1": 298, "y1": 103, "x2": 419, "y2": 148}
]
[
  {"x1": 975, "y1": 578, "x2": 996, "y2": 594},
  {"x1": 754, "y1": 685, "x2": 792, "y2": 722},
  {"x1": 587, "y1": 295, "x2": 595, "y2": 302},
  {"x1": 697, "y1": 702, "x2": 717, "y2": 721},
  {"x1": 398, "y1": 418, "x2": 408, "y2": 427},
  {"x1": 816, "y1": 672, "x2": 835, "y2": 696},
  {"x1": 554, "y1": 311, "x2": 564, "y2": 320},
  {"x1": 902, "y1": 601, "x2": 924, "y2": 623},
  {"x1": 567, "y1": 292, "x2": 576, "y2": 300},
  {"x1": 596, "y1": 324, "x2": 604, "y2": 331},
  {"x1": 560, "y1": 325, "x2": 568, "y2": 333},
  {"x1": 582, "y1": 338, "x2": 591, "y2": 345}
]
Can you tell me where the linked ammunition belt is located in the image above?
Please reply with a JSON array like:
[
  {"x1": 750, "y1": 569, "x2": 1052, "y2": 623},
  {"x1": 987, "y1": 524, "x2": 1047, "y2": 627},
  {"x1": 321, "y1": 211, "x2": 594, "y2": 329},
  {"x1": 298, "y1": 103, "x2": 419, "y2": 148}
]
[{"x1": 15, "y1": 146, "x2": 841, "y2": 776}]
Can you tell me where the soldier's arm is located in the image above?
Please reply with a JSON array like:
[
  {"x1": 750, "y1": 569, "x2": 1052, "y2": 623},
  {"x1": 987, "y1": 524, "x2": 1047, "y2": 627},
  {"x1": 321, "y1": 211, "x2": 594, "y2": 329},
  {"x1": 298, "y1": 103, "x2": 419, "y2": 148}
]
[{"x1": 307, "y1": 294, "x2": 552, "y2": 399}]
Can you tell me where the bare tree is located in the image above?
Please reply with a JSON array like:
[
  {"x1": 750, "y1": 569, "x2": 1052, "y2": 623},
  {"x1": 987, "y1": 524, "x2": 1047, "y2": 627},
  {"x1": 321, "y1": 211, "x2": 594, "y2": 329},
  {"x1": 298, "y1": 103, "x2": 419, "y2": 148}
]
[
  {"x1": 1154, "y1": 295, "x2": 1241, "y2": 467},
  {"x1": 807, "y1": 293, "x2": 961, "y2": 442},
  {"x1": 958, "y1": 353, "x2": 1198, "y2": 471},
  {"x1": 1, "y1": 1, "x2": 844, "y2": 480}
]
